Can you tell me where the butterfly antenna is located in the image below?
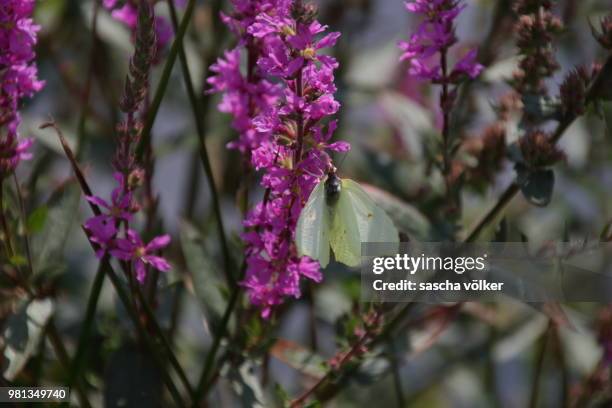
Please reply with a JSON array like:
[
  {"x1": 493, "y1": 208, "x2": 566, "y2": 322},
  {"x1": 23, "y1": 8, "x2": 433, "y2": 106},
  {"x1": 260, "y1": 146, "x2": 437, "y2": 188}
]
[{"x1": 334, "y1": 151, "x2": 349, "y2": 173}]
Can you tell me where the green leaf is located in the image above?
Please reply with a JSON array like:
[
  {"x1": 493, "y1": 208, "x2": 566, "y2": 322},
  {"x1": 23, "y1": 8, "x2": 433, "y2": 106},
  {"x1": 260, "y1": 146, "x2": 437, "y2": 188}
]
[
  {"x1": 179, "y1": 222, "x2": 226, "y2": 326},
  {"x1": 2, "y1": 298, "x2": 54, "y2": 381},
  {"x1": 516, "y1": 165, "x2": 555, "y2": 207},
  {"x1": 271, "y1": 339, "x2": 328, "y2": 380},
  {"x1": 361, "y1": 184, "x2": 432, "y2": 240},
  {"x1": 274, "y1": 383, "x2": 291, "y2": 406},
  {"x1": 104, "y1": 343, "x2": 164, "y2": 408},
  {"x1": 26, "y1": 206, "x2": 48, "y2": 234},
  {"x1": 8, "y1": 255, "x2": 27, "y2": 267},
  {"x1": 32, "y1": 184, "x2": 81, "y2": 275}
]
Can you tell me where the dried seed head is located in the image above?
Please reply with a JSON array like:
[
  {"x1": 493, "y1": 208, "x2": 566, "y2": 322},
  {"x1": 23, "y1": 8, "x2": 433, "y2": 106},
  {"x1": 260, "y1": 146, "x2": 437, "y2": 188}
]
[
  {"x1": 512, "y1": 2, "x2": 562, "y2": 95},
  {"x1": 559, "y1": 66, "x2": 589, "y2": 119},
  {"x1": 464, "y1": 124, "x2": 507, "y2": 183},
  {"x1": 513, "y1": 0, "x2": 553, "y2": 15},
  {"x1": 590, "y1": 15, "x2": 612, "y2": 50},
  {"x1": 519, "y1": 130, "x2": 565, "y2": 169}
]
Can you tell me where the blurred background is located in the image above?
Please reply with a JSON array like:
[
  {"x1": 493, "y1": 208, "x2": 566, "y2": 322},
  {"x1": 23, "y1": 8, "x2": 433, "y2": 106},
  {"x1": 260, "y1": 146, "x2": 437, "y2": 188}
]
[{"x1": 4, "y1": 0, "x2": 612, "y2": 406}]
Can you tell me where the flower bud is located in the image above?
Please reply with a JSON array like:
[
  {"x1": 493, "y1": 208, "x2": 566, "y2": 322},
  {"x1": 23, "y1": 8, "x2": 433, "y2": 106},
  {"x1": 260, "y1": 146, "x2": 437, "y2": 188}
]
[
  {"x1": 590, "y1": 16, "x2": 612, "y2": 50},
  {"x1": 127, "y1": 168, "x2": 146, "y2": 190},
  {"x1": 559, "y1": 66, "x2": 589, "y2": 119}
]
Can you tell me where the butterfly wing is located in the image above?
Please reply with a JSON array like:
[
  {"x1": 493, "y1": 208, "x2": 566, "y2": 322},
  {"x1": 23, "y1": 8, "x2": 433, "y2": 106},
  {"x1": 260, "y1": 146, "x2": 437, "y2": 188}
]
[
  {"x1": 329, "y1": 185, "x2": 362, "y2": 267},
  {"x1": 329, "y1": 179, "x2": 399, "y2": 268},
  {"x1": 296, "y1": 179, "x2": 331, "y2": 267}
]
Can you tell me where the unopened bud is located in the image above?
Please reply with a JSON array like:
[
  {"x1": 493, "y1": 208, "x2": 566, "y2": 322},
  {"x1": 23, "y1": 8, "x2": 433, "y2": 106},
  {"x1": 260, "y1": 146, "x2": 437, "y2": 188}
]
[{"x1": 519, "y1": 130, "x2": 565, "y2": 169}]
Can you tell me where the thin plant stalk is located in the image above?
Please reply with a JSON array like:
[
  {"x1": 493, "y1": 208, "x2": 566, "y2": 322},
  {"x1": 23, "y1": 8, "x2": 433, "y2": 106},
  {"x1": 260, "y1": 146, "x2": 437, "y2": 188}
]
[
  {"x1": 166, "y1": 0, "x2": 235, "y2": 286},
  {"x1": 529, "y1": 325, "x2": 551, "y2": 408},
  {"x1": 135, "y1": 0, "x2": 195, "y2": 160},
  {"x1": 47, "y1": 320, "x2": 93, "y2": 408},
  {"x1": 66, "y1": 261, "x2": 107, "y2": 389},
  {"x1": 0, "y1": 182, "x2": 15, "y2": 256},
  {"x1": 12, "y1": 175, "x2": 34, "y2": 276},
  {"x1": 192, "y1": 272, "x2": 244, "y2": 406},
  {"x1": 75, "y1": 0, "x2": 100, "y2": 158}
]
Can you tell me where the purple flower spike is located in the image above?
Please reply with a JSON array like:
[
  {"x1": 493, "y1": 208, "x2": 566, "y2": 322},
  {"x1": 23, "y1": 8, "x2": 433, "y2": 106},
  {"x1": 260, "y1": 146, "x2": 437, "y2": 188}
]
[
  {"x1": 1, "y1": 0, "x2": 44, "y2": 179},
  {"x1": 208, "y1": 1, "x2": 349, "y2": 317},
  {"x1": 398, "y1": 0, "x2": 483, "y2": 84}
]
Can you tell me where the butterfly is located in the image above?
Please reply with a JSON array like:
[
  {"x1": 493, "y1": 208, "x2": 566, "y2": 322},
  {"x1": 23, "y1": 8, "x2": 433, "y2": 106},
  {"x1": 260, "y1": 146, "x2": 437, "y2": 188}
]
[{"x1": 296, "y1": 169, "x2": 399, "y2": 268}]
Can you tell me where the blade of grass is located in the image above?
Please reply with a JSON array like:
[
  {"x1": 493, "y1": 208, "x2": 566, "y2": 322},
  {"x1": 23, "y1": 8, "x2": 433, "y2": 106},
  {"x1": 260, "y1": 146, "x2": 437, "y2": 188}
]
[
  {"x1": 66, "y1": 261, "x2": 107, "y2": 389},
  {"x1": 192, "y1": 271, "x2": 244, "y2": 406},
  {"x1": 166, "y1": 0, "x2": 234, "y2": 285},
  {"x1": 75, "y1": 0, "x2": 100, "y2": 158},
  {"x1": 103, "y1": 263, "x2": 186, "y2": 408},
  {"x1": 135, "y1": 284, "x2": 194, "y2": 395},
  {"x1": 47, "y1": 320, "x2": 93, "y2": 408},
  {"x1": 135, "y1": 0, "x2": 196, "y2": 161}
]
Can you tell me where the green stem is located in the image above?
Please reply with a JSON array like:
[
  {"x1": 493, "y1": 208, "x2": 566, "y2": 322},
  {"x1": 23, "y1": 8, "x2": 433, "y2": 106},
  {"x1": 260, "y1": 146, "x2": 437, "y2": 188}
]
[
  {"x1": 66, "y1": 261, "x2": 107, "y2": 389},
  {"x1": 192, "y1": 276, "x2": 243, "y2": 406},
  {"x1": 0, "y1": 181, "x2": 15, "y2": 257},
  {"x1": 166, "y1": 0, "x2": 234, "y2": 285},
  {"x1": 47, "y1": 320, "x2": 93, "y2": 408},
  {"x1": 389, "y1": 342, "x2": 406, "y2": 408},
  {"x1": 529, "y1": 325, "x2": 551, "y2": 408},
  {"x1": 291, "y1": 304, "x2": 414, "y2": 406},
  {"x1": 12, "y1": 174, "x2": 34, "y2": 277},
  {"x1": 104, "y1": 264, "x2": 187, "y2": 408},
  {"x1": 75, "y1": 0, "x2": 100, "y2": 159},
  {"x1": 135, "y1": 285, "x2": 194, "y2": 395},
  {"x1": 135, "y1": 0, "x2": 196, "y2": 161}
]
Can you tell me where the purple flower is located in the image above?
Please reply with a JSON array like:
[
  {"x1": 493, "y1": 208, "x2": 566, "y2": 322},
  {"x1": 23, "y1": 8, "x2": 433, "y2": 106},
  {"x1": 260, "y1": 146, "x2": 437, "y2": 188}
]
[
  {"x1": 451, "y1": 49, "x2": 484, "y2": 80},
  {"x1": 83, "y1": 172, "x2": 135, "y2": 257},
  {"x1": 398, "y1": 0, "x2": 483, "y2": 83},
  {"x1": 0, "y1": 136, "x2": 33, "y2": 179},
  {"x1": 112, "y1": 230, "x2": 172, "y2": 283},
  {"x1": 86, "y1": 173, "x2": 134, "y2": 222},
  {"x1": 0, "y1": 0, "x2": 44, "y2": 179},
  {"x1": 84, "y1": 216, "x2": 118, "y2": 258}
]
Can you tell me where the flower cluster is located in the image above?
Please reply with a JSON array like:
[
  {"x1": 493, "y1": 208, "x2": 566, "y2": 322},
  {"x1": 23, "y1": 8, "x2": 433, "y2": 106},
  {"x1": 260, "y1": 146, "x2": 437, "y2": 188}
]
[
  {"x1": 512, "y1": 0, "x2": 562, "y2": 95},
  {"x1": 0, "y1": 0, "x2": 45, "y2": 180},
  {"x1": 519, "y1": 129, "x2": 565, "y2": 169},
  {"x1": 398, "y1": 0, "x2": 483, "y2": 82},
  {"x1": 209, "y1": 0, "x2": 348, "y2": 317},
  {"x1": 461, "y1": 124, "x2": 507, "y2": 185},
  {"x1": 559, "y1": 66, "x2": 590, "y2": 120},
  {"x1": 85, "y1": 1, "x2": 171, "y2": 283},
  {"x1": 103, "y1": 0, "x2": 185, "y2": 60}
]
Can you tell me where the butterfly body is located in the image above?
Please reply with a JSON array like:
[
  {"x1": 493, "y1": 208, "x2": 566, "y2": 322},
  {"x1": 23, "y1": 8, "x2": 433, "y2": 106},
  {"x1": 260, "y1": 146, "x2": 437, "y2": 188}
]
[{"x1": 324, "y1": 172, "x2": 342, "y2": 205}]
